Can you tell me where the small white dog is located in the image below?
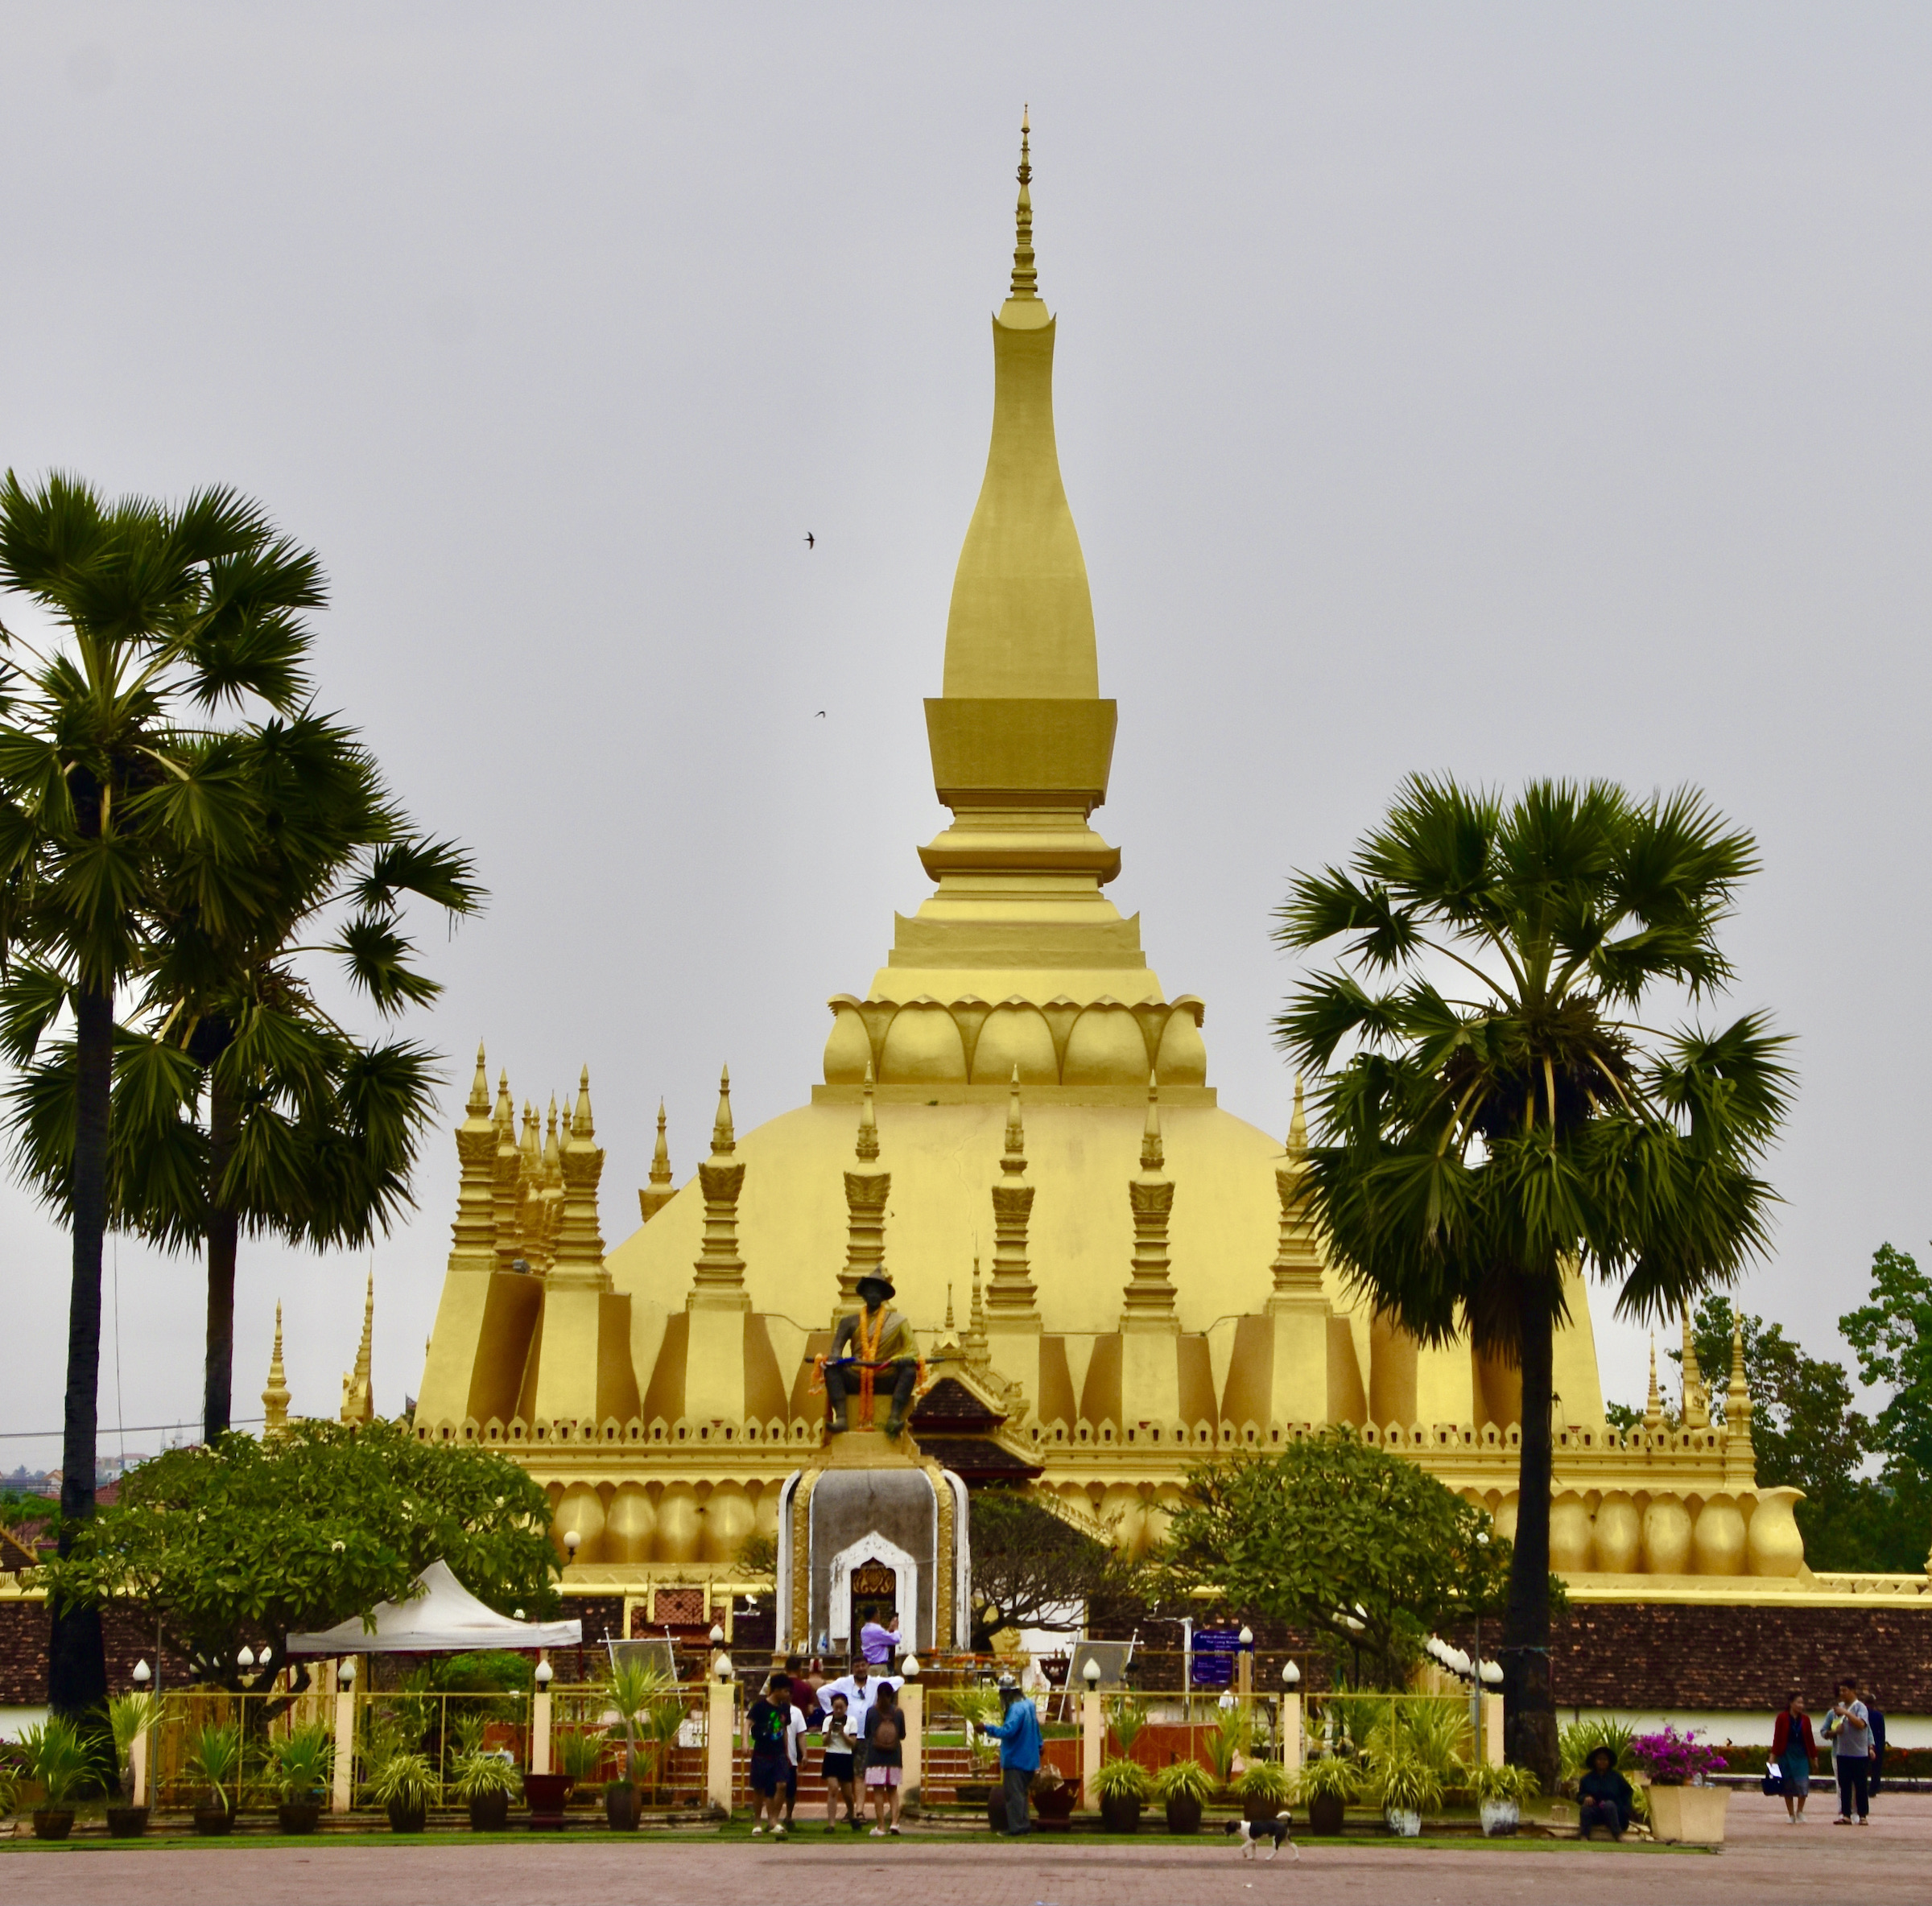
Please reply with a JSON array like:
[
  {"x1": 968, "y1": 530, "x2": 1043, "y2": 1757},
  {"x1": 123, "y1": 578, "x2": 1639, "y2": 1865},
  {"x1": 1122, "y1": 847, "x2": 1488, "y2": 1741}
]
[{"x1": 1225, "y1": 1813, "x2": 1300, "y2": 1860}]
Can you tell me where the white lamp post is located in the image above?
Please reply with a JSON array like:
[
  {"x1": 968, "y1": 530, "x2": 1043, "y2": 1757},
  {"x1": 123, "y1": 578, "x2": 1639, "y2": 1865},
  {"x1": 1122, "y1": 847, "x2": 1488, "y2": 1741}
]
[
  {"x1": 132, "y1": 1659, "x2": 151, "y2": 1686},
  {"x1": 337, "y1": 1658, "x2": 356, "y2": 1689},
  {"x1": 1081, "y1": 1657, "x2": 1101, "y2": 1690},
  {"x1": 564, "y1": 1529, "x2": 581, "y2": 1560},
  {"x1": 535, "y1": 1660, "x2": 554, "y2": 1687},
  {"x1": 1282, "y1": 1659, "x2": 1300, "y2": 1687},
  {"x1": 900, "y1": 1654, "x2": 920, "y2": 1680},
  {"x1": 715, "y1": 1652, "x2": 734, "y2": 1683},
  {"x1": 237, "y1": 1645, "x2": 254, "y2": 1671}
]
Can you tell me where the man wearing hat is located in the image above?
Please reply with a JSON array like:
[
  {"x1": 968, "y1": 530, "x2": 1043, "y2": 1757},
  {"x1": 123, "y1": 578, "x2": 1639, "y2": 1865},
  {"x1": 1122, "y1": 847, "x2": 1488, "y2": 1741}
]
[{"x1": 826, "y1": 1273, "x2": 921, "y2": 1439}]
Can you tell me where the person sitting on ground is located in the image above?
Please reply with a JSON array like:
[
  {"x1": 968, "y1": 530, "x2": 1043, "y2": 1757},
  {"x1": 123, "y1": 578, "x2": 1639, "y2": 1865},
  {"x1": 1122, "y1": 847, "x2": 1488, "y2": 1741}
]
[
  {"x1": 1576, "y1": 1745, "x2": 1635, "y2": 1840},
  {"x1": 860, "y1": 1609, "x2": 902, "y2": 1667},
  {"x1": 863, "y1": 1685, "x2": 907, "y2": 1837},
  {"x1": 981, "y1": 1676, "x2": 1043, "y2": 1836},
  {"x1": 746, "y1": 1672, "x2": 795, "y2": 1838},
  {"x1": 1772, "y1": 1690, "x2": 1816, "y2": 1822},
  {"x1": 820, "y1": 1692, "x2": 859, "y2": 1832}
]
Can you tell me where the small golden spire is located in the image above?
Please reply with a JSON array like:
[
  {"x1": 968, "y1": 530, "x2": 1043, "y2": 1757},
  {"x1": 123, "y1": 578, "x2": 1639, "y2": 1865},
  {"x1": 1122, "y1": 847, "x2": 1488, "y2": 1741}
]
[
  {"x1": 692, "y1": 1063, "x2": 750, "y2": 1302},
  {"x1": 493, "y1": 1068, "x2": 514, "y2": 1133},
  {"x1": 857, "y1": 1062, "x2": 880, "y2": 1163},
  {"x1": 943, "y1": 1282, "x2": 956, "y2": 1334},
  {"x1": 1644, "y1": 1335, "x2": 1663, "y2": 1431},
  {"x1": 262, "y1": 1302, "x2": 291, "y2": 1439},
  {"x1": 639, "y1": 1099, "x2": 677, "y2": 1223},
  {"x1": 1680, "y1": 1304, "x2": 1708, "y2": 1430},
  {"x1": 1141, "y1": 1071, "x2": 1164, "y2": 1174},
  {"x1": 571, "y1": 1064, "x2": 595, "y2": 1141},
  {"x1": 340, "y1": 1270, "x2": 374, "y2": 1426},
  {"x1": 1009, "y1": 105, "x2": 1038, "y2": 302},
  {"x1": 467, "y1": 1042, "x2": 490, "y2": 1116},
  {"x1": 1286, "y1": 1075, "x2": 1308, "y2": 1160},
  {"x1": 711, "y1": 1065, "x2": 736, "y2": 1155}
]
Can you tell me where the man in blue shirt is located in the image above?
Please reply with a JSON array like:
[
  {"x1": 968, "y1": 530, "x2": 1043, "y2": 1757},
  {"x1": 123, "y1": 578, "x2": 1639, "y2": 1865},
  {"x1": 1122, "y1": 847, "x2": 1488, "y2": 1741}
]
[{"x1": 982, "y1": 1677, "x2": 1043, "y2": 1835}]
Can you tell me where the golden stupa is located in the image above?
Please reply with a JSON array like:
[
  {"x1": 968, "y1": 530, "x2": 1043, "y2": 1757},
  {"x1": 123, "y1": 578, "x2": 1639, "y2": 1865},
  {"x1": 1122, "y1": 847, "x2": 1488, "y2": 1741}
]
[{"x1": 411, "y1": 119, "x2": 1929, "y2": 1627}]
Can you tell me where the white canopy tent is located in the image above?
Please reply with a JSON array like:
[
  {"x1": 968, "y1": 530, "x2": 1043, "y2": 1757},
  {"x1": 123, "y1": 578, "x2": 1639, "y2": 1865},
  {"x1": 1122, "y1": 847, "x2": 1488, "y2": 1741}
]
[{"x1": 285, "y1": 1559, "x2": 582, "y2": 1655}]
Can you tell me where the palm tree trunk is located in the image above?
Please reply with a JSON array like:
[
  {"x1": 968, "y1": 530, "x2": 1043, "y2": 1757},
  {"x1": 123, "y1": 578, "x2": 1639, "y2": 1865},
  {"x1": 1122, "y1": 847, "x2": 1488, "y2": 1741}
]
[
  {"x1": 48, "y1": 978, "x2": 112, "y2": 1718},
  {"x1": 202, "y1": 1070, "x2": 240, "y2": 1438},
  {"x1": 1501, "y1": 1281, "x2": 1558, "y2": 1788}
]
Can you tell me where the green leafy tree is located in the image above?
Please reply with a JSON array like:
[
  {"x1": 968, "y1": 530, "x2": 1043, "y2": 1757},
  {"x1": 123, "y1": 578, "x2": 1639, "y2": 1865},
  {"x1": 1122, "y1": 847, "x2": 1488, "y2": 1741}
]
[
  {"x1": 0, "y1": 472, "x2": 318, "y2": 1714},
  {"x1": 38, "y1": 1420, "x2": 559, "y2": 1689},
  {"x1": 1842, "y1": 1244, "x2": 1932, "y2": 1487},
  {"x1": 1163, "y1": 1431, "x2": 1513, "y2": 1687},
  {"x1": 968, "y1": 1489, "x2": 1146, "y2": 1653},
  {"x1": 1274, "y1": 777, "x2": 1790, "y2": 1779}
]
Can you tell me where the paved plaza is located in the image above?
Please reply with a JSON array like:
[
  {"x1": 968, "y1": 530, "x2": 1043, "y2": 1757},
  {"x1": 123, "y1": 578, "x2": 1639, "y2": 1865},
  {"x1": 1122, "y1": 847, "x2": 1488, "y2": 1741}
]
[{"x1": 3, "y1": 1794, "x2": 1928, "y2": 1905}]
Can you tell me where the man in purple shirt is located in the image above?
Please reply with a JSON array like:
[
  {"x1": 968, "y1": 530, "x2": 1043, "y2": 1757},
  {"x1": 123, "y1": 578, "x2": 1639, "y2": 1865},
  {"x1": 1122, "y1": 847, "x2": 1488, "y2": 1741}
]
[{"x1": 860, "y1": 1610, "x2": 902, "y2": 1666}]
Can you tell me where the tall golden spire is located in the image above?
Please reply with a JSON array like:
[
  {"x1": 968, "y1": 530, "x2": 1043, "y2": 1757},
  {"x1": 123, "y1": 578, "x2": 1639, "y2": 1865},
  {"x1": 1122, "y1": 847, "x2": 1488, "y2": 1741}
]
[
  {"x1": 1122, "y1": 1074, "x2": 1177, "y2": 1316},
  {"x1": 551, "y1": 1066, "x2": 608, "y2": 1285},
  {"x1": 986, "y1": 1066, "x2": 1038, "y2": 1315},
  {"x1": 638, "y1": 1099, "x2": 677, "y2": 1223},
  {"x1": 691, "y1": 1065, "x2": 750, "y2": 1306},
  {"x1": 836, "y1": 1064, "x2": 890, "y2": 1322},
  {"x1": 1009, "y1": 105, "x2": 1038, "y2": 303},
  {"x1": 341, "y1": 1270, "x2": 374, "y2": 1425},
  {"x1": 493, "y1": 1070, "x2": 523, "y2": 1273},
  {"x1": 1270, "y1": 1076, "x2": 1323, "y2": 1297},
  {"x1": 1643, "y1": 1335, "x2": 1663, "y2": 1432},
  {"x1": 262, "y1": 1302, "x2": 291, "y2": 1439},
  {"x1": 1723, "y1": 1310, "x2": 1757, "y2": 1487},
  {"x1": 447, "y1": 1042, "x2": 499, "y2": 1275}
]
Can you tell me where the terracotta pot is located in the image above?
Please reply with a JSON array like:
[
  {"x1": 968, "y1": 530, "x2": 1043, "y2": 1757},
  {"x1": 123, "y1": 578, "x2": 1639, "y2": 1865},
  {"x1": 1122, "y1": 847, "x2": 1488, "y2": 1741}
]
[
  {"x1": 1164, "y1": 1794, "x2": 1203, "y2": 1834},
  {"x1": 105, "y1": 1804, "x2": 149, "y2": 1838},
  {"x1": 605, "y1": 1783, "x2": 639, "y2": 1831},
  {"x1": 31, "y1": 1807, "x2": 75, "y2": 1842},
  {"x1": 1033, "y1": 1780, "x2": 1080, "y2": 1823},
  {"x1": 192, "y1": 1805, "x2": 234, "y2": 1836},
  {"x1": 387, "y1": 1800, "x2": 427, "y2": 1834},
  {"x1": 277, "y1": 1801, "x2": 320, "y2": 1835},
  {"x1": 469, "y1": 1791, "x2": 510, "y2": 1832},
  {"x1": 1099, "y1": 1793, "x2": 1142, "y2": 1834},
  {"x1": 1307, "y1": 1791, "x2": 1346, "y2": 1837}
]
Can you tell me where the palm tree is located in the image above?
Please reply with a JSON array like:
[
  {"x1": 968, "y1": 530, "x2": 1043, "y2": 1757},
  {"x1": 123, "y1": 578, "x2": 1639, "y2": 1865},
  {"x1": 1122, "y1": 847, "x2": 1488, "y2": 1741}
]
[
  {"x1": 0, "y1": 471, "x2": 316, "y2": 1714},
  {"x1": 1273, "y1": 775, "x2": 1790, "y2": 1784}
]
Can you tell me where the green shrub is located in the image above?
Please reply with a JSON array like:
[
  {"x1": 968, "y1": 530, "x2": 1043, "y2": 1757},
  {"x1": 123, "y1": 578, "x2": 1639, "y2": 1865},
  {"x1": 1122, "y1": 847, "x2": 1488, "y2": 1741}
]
[
  {"x1": 1092, "y1": 1756, "x2": 1154, "y2": 1801},
  {"x1": 18, "y1": 1716, "x2": 93, "y2": 1806},
  {"x1": 1368, "y1": 1747, "x2": 1442, "y2": 1815},
  {"x1": 1236, "y1": 1760, "x2": 1291, "y2": 1803},
  {"x1": 1107, "y1": 1697, "x2": 1149, "y2": 1758},
  {"x1": 269, "y1": 1723, "x2": 335, "y2": 1802},
  {"x1": 1467, "y1": 1761, "x2": 1540, "y2": 1805},
  {"x1": 556, "y1": 1728, "x2": 605, "y2": 1784},
  {"x1": 1295, "y1": 1753, "x2": 1362, "y2": 1804},
  {"x1": 1154, "y1": 1758, "x2": 1216, "y2": 1802},
  {"x1": 1370, "y1": 1699, "x2": 1472, "y2": 1781},
  {"x1": 366, "y1": 1748, "x2": 436, "y2": 1812},
  {"x1": 185, "y1": 1721, "x2": 242, "y2": 1813},
  {"x1": 105, "y1": 1691, "x2": 160, "y2": 1796},
  {"x1": 452, "y1": 1750, "x2": 521, "y2": 1801},
  {"x1": 1558, "y1": 1717, "x2": 1635, "y2": 1780},
  {"x1": 1207, "y1": 1704, "x2": 1250, "y2": 1784}
]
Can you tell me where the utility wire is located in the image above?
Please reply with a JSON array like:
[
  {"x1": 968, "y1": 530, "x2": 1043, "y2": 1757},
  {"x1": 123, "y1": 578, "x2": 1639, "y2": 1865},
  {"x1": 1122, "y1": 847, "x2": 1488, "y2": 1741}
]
[{"x1": 0, "y1": 1416, "x2": 266, "y2": 1443}]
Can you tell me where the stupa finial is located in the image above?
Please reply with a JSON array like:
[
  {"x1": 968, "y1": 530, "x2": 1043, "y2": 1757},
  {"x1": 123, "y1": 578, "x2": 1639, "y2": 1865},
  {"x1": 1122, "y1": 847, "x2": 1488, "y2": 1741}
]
[
  {"x1": 711, "y1": 1065, "x2": 736, "y2": 1156},
  {"x1": 1644, "y1": 1335, "x2": 1663, "y2": 1432},
  {"x1": 1141, "y1": 1071, "x2": 1165, "y2": 1174},
  {"x1": 1009, "y1": 105, "x2": 1038, "y2": 302},
  {"x1": 639, "y1": 1098, "x2": 677, "y2": 1223},
  {"x1": 340, "y1": 1269, "x2": 374, "y2": 1425},
  {"x1": 857, "y1": 1062, "x2": 880, "y2": 1163},
  {"x1": 262, "y1": 1301, "x2": 291, "y2": 1439},
  {"x1": 1286, "y1": 1075, "x2": 1308, "y2": 1160},
  {"x1": 467, "y1": 1042, "x2": 490, "y2": 1116}
]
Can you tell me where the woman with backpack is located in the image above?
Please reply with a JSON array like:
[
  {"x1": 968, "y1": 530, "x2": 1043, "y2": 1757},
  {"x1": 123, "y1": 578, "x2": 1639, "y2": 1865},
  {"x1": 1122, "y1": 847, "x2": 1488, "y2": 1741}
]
[
  {"x1": 1771, "y1": 1691, "x2": 1816, "y2": 1821},
  {"x1": 864, "y1": 1687, "x2": 906, "y2": 1836}
]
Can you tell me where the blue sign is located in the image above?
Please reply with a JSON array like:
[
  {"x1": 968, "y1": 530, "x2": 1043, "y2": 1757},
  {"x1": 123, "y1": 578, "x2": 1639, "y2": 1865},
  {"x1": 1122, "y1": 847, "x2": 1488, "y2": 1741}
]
[{"x1": 1191, "y1": 1629, "x2": 1245, "y2": 1687}]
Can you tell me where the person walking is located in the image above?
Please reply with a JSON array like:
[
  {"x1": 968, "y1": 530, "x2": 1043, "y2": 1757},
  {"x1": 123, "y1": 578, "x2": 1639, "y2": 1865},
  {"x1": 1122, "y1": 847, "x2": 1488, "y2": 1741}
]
[
  {"x1": 746, "y1": 1672, "x2": 795, "y2": 1838},
  {"x1": 981, "y1": 1676, "x2": 1043, "y2": 1835},
  {"x1": 819, "y1": 1691, "x2": 860, "y2": 1832},
  {"x1": 863, "y1": 1684, "x2": 907, "y2": 1836},
  {"x1": 1771, "y1": 1691, "x2": 1816, "y2": 1822},
  {"x1": 1868, "y1": 1690, "x2": 1888, "y2": 1801},
  {"x1": 1823, "y1": 1677, "x2": 1874, "y2": 1825}
]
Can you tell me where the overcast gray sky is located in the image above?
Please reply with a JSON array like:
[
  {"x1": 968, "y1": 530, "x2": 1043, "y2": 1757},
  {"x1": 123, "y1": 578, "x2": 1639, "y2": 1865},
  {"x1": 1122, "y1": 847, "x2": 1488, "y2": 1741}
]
[{"x1": 2, "y1": 2, "x2": 1927, "y2": 1466}]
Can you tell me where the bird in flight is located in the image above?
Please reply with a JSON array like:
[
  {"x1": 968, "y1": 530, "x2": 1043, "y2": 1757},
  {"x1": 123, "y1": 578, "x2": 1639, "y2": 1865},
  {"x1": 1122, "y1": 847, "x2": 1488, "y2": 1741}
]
[
  {"x1": 804, "y1": 531, "x2": 815, "y2": 549},
  {"x1": 815, "y1": 710, "x2": 826, "y2": 718}
]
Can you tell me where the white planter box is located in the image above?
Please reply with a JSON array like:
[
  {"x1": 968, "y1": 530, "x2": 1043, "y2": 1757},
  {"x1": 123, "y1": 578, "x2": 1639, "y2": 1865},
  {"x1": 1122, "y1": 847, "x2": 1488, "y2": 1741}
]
[
  {"x1": 1385, "y1": 1808, "x2": 1422, "y2": 1838},
  {"x1": 1647, "y1": 1784, "x2": 1728, "y2": 1844},
  {"x1": 1480, "y1": 1798, "x2": 1520, "y2": 1837}
]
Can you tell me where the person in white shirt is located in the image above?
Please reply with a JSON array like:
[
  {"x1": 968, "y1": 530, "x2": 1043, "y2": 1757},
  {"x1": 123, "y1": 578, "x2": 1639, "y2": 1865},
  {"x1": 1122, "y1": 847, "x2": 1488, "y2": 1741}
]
[{"x1": 817, "y1": 1661, "x2": 900, "y2": 1780}]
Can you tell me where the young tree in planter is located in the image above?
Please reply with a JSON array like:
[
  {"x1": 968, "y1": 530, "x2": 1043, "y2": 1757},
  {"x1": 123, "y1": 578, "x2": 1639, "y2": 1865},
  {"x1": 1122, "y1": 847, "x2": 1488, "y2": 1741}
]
[
  {"x1": 0, "y1": 472, "x2": 318, "y2": 1713},
  {"x1": 968, "y1": 1489, "x2": 1146, "y2": 1654},
  {"x1": 39, "y1": 1418, "x2": 560, "y2": 1689},
  {"x1": 1274, "y1": 777, "x2": 1790, "y2": 1782},
  {"x1": 1164, "y1": 1431, "x2": 1512, "y2": 1687}
]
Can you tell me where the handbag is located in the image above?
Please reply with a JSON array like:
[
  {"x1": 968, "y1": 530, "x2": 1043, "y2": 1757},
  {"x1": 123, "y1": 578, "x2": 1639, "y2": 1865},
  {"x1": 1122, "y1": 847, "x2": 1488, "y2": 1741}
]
[{"x1": 1761, "y1": 1764, "x2": 1784, "y2": 1797}]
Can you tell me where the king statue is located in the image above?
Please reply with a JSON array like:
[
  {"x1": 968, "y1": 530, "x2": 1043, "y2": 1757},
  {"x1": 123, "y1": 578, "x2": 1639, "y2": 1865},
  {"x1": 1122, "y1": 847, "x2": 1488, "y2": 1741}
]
[{"x1": 825, "y1": 1272, "x2": 921, "y2": 1440}]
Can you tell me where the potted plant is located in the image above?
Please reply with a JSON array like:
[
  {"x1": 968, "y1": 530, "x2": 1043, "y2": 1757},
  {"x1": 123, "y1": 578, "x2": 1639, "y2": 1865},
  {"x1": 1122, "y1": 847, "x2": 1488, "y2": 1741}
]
[
  {"x1": 1368, "y1": 1747, "x2": 1441, "y2": 1838},
  {"x1": 269, "y1": 1722, "x2": 335, "y2": 1834},
  {"x1": 1030, "y1": 1766, "x2": 1080, "y2": 1827},
  {"x1": 1154, "y1": 1757, "x2": 1215, "y2": 1834},
  {"x1": 1235, "y1": 1758, "x2": 1291, "y2": 1825},
  {"x1": 368, "y1": 1746, "x2": 437, "y2": 1833},
  {"x1": 642, "y1": 1687, "x2": 689, "y2": 1805},
  {"x1": 452, "y1": 1747, "x2": 521, "y2": 1831},
  {"x1": 600, "y1": 1654, "x2": 668, "y2": 1830},
  {"x1": 1106, "y1": 1697, "x2": 1148, "y2": 1760},
  {"x1": 1467, "y1": 1760, "x2": 1538, "y2": 1837},
  {"x1": 185, "y1": 1720, "x2": 243, "y2": 1835},
  {"x1": 1630, "y1": 1725, "x2": 1728, "y2": 1844},
  {"x1": 557, "y1": 1727, "x2": 605, "y2": 1803},
  {"x1": 105, "y1": 1691, "x2": 159, "y2": 1837},
  {"x1": 1207, "y1": 1702, "x2": 1249, "y2": 1793},
  {"x1": 18, "y1": 1718, "x2": 89, "y2": 1842},
  {"x1": 1094, "y1": 1755, "x2": 1152, "y2": 1834},
  {"x1": 1296, "y1": 1754, "x2": 1360, "y2": 1838}
]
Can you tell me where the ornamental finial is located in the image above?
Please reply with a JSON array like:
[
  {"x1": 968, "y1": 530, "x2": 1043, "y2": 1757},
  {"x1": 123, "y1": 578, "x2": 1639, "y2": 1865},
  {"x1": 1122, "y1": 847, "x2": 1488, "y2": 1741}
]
[{"x1": 1009, "y1": 106, "x2": 1038, "y2": 301}]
